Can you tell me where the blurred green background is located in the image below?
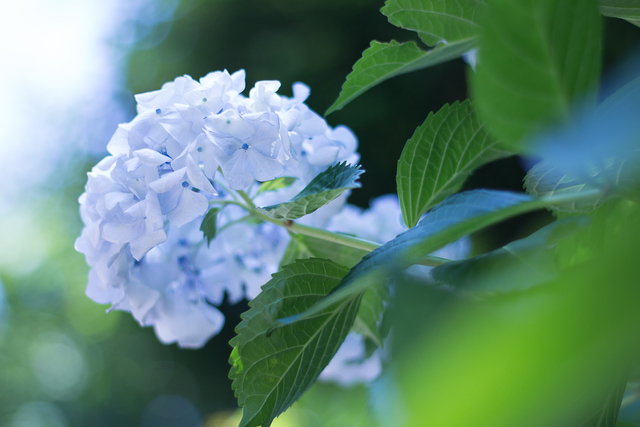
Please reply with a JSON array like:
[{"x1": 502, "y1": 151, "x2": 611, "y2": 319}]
[{"x1": 1, "y1": 0, "x2": 639, "y2": 426}]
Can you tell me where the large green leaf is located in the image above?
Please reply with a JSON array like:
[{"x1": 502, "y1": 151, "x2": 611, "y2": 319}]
[
  {"x1": 270, "y1": 190, "x2": 558, "y2": 329},
  {"x1": 599, "y1": 0, "x2": 640, "y2": 19},
  {"x1": 381, "y1": 0, "x2": 484, "y2": 46},
  {"x1": 325, "y1": 39, "x2": 475, "y2": 116},
  {"x1": 256, "y1": 162, "x2": 363, "y2": 220},
  {"x1": 397, "y1": 100, "x2": 510, "y2": 228},
  {"x1": 472, "y1": 0, "x2": 603, "y2": 150},
  {"x1": 431, "y1": 217, "x2": 589, "y2": 292},
  {"x1": 257, "y1": 177, "x2": 298, "y2": 195},
  {"x1": 279, "y1": 235, "x2": 385, "y2": 347},
  {"x1": 229, "y1": 259, "x2": 361, "y2": 427}
]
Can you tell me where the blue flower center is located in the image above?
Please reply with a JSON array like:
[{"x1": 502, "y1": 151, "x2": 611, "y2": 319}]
[
  {"x1": 241, "y1": 143, "x2": 249, "y2": 150},
  {"x1": 197, "y1": 146, "x2": 203, "y2": 152},
  {"x1": 202, "y1": 97, "x2": 207, "y2": 103},
  {"x1": 155, "y1": 108, "x2": 161, "y2": 115},
  {"x1": 182, "y1": 181, "x2": 189, "y2": 188}
]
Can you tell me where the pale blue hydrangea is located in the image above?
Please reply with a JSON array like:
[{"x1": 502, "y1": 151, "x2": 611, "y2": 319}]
[{"x1": 76, "y1": 69, "x2": 359, "y2": 348}]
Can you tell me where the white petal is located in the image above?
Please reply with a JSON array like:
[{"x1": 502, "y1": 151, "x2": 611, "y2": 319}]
[
  {"x1": 308, "y1": 145, "x2": 339, "y2": 166},
  {"x1": 134, "y1": 148, "x2": 172, "y2": 166},
  {"x1": 148, "y1": 168, "x2": 187, "y2": 193},
  {"x1": 245, "y1": 148, "x2": 284, "y2": 182},
  {"x1": 166, "y1": 189, "x2": 209, "y2": 228},
  {"x1": 104, "y1": 192, "x2": 134, "y2": 211},
  {"x1": 107, "y1": 126, "x2": 130, "y2": 157},
  {"x1": 129, "y1": 223, "x2": 167, "y2": 261},
  {"x1": 186, "y1": 156, "x2": 217, "y2": 194},
  {"x1": 292, "y1": 82, "x2": 310, "y2": 102},
  {"x1": 221, "y1": 150, "x2": 253, "y2": 190}
]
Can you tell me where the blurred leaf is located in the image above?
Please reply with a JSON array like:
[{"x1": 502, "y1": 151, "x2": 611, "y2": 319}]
[
  {"x1": 431, "y1": 217, "x2": 589, "y2": 292},
  {"x1": 256, "y1": 162, "x2": 363, "y2": 220},
  {"x1": 472, "y1": 0, "x2": 602, "y2": 150},
  {"x1": 257, "y1": 177, "x2": 298, "y2": 195},
  {"x1": 397, "y1": 100, "x2": 510, "y2": 228},
  {"x1": 381, "y1": 0, "x2": 483, "y2": 46},
  {"x1": 271, "y1": 190, "x2": 546, "y2": 329},
  {"x1": 599, "y1": 0, "x2": 640, "y2": 19},
  {"x1": 325, "y1": 39, "x2": 475, "y2": 115},
  {"x1": 279, "y1": 234, "x2": 368, "y2": 269},
  {"x1": 200, "y1": 208, "x2": 219, "y2": 247},
  {"x1": 229, "y1": 259, "x2": 361, "y2": 427},
  {"x1": 579, "y1": 374, "x2": 627, "y2": 427},
  {"x1": 279, "y1": 235, "x2": 385, "y2": 347},
  {"x1": 389, "y1": 201, "x2": 640, "y2": 427}
]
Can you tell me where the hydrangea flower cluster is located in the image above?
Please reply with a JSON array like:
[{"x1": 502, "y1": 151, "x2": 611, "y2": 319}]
[{"x1": 75, "y1": 70, "x2": 359, "y2": 348}]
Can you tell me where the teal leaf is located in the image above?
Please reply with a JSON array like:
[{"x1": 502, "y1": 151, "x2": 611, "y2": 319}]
[
  {"x1": 599, "y1": 0, "x2": 640, "y2": 19},
  {"x1": 279, "y1": 235, "x2": 385, "y2": 347},
  {"x1": 257, "y1": 177, "x2": 298, "y2": 195},
  {"x1": 472, "y1": 0, "x2": 603, "y2": 150},
  {"x1": 256, "y1": 162, "x2": 363, "y2": 220},
  {"x1": 397, "y1": 100, "x2": 511, "y2": 228},
  {"x1": 381, "y1": 0, "x2": 484, "y2": 46},
  {"x1": 199, "y1": 208, "x2": 219, "y2": 247},
  {"x1": 271, "y1": 190, "x2": 546, "y2": 329},
  {"x1": 431, "y1": 217, "x2": 589, "y2": 292},
  {"x1": 229, "y1": 259, "x2": 361, "y2": 427},
  {"x1": 325, "y1": 39, "x2": 475, "y2": 116}
]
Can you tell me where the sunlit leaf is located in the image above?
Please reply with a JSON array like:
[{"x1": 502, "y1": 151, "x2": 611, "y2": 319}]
[
  {"x1": 256, "y1": 162, "x2": 363, "y2": 220},
  {"x1": 381, "y1": 0, "x2": 483, "y2": 46},
  {"x1": 229, "y1": 259, "x2": 361, "y2": 427},
  {"x1": 472, "y1": 0, "x2": 603, "y2": 150},
  {"x1": 599, "y1": 0, "x2": 640, "y2": 19},
  {"x1": 325, "y1": 39, "x2": 475, "y2": 115},
  {"x1": 397, "y1": 100, "x2": 510, "y2": 228},
  {"x1": 257, "y1": 177, "x2": 298, "y2": 195}
]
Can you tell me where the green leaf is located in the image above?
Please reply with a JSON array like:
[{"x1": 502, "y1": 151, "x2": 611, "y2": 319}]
[
  {"x1": 351, "y1": 282, "x2": 388, "y2": 348},
  {"x1": 599, "y1": 0, "x2": 640, "y2": 19},
  {"x1": 200, "y1": 208, "x2": 219, "y2": 247},
  {"x1": 271, "y1": 190, "x2": 547, "y2": 329},
  {"x1": 257, "y1": 177, "x2": 298, "y2": 195},
  {"x1": 279, "y1": 235, "x2": 385, "y2": 347},
  {"x1": 397, "y1": 100, "x2": 511, "y2": 228},
  {"x1": 325, "y1": 39, "x2": 475, "y2": 115},
  {"x1": 472, "y1": 0, "x2": 603, "y2": 150},
  {"x1": 581, "y1": 374, "x2": 627, "y2": 427},
  {"x1": 381, "y1": 0, "x2": 484, "y2": 46},
  {"x1": 229, "y1": 259, "x2": 362, "y2": 427},
  {"x1": 256, "y1": 162, "x2": 363, "y2": 220},
  {"x1": 280, "y1": 234, "x2": 369, "y2": 269},
  {"x1": 431, "y1": 217, "x2": 589, "y2": 292}
]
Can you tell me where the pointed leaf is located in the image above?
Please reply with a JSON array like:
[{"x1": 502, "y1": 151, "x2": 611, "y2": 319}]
[
  {"x1": 272, "y1": 190, "x2": 552, "y2": 329},
  {"x1": 256, "y1": 162, "x2": 363, "y2": 220},
  {"x1": 381, "y1": 0, "x2": 484, "y2": 46},
  {"x1": 229, "y1": 259, "x2": 361, "y2": 427},
  {"x1": 257, "y1": 177, "x2": 298, "y2": 195},
  {"x1": 397, "y1": 100, "x2": 511, "y2": 228},
  {"x1": 279, "y1": 235, "x2": 385, "y2": 347},
  {"x1": 200, "y1": 208, "x2": 219, "y2": 247},
  {"x1": 431, "y1": 217, "x2": 589, "y2": 292},
  {"x1": 472, "y1": 0, "x2": 603, "y2": 150},
  {"x1": 325, "y1": 39, "x2": 476, "y2": 115}
]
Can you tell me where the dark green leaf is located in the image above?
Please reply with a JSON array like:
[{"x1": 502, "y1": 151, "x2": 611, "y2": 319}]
[
  {"x1": 397, "y1": 100, "x2": 510, "y2": 228},
  {"x1": 599, "y1": 0, "x2": 640, "y2": 19},
  {"x1": 472, "y1": 0, "x2": 603, "y2": 150},
  {"x1": 256, "y1": 162, "x2": 363, "y2": 220},
  {"x1": 229, "y1": 259, "x2": 361, "y2": 427},
  {"x1": 257, "y1": 177, "x2": 298, "y2": 195},
  {"x1": 200, "y1": 208, "x2": 219, "y2": 247},
  {"x1": 272, "y1": 190, "x2": 548, "y2": 329},
  {"x1": 325, "y1": 39, "x2": 475, "y2": 115},
  {"x1": 381, "y1": 0, "x2": 484, "y2": 46},
  {"x1": 431, "y1": 217, "x2": 589, "y2": 292},
  {"x1": 279, "y1": 235, "x2": 385, "y2": 347}
]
